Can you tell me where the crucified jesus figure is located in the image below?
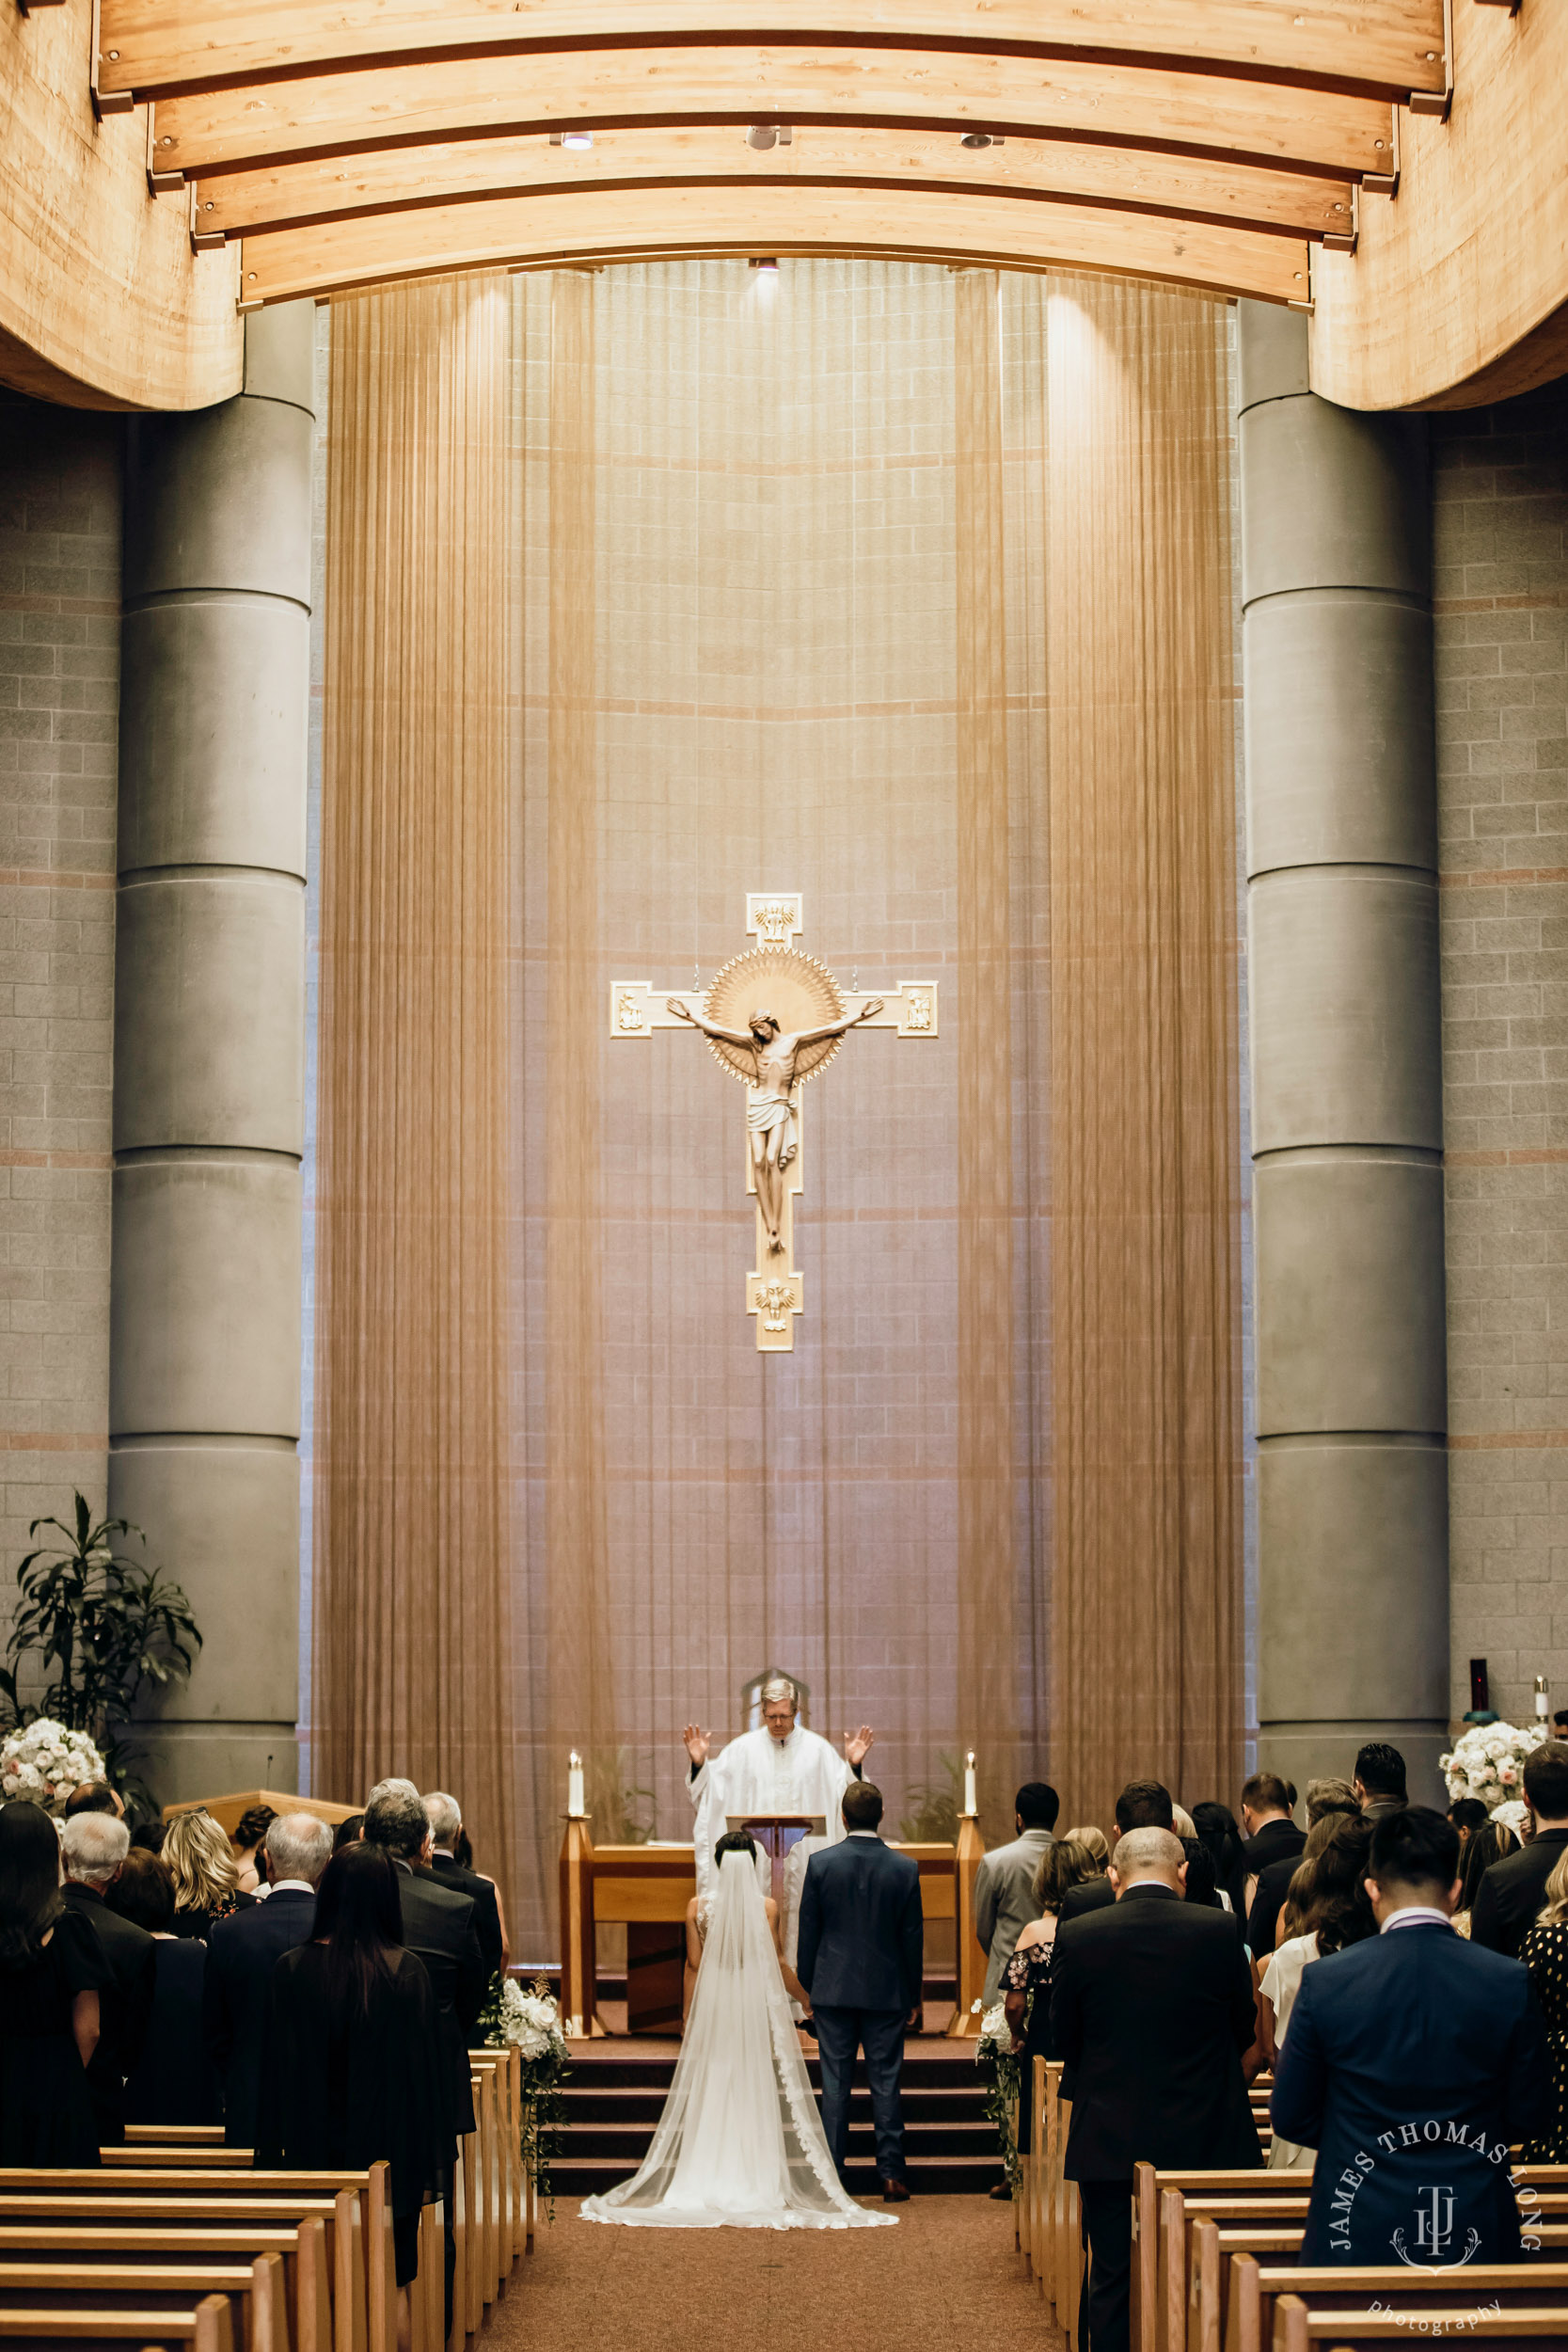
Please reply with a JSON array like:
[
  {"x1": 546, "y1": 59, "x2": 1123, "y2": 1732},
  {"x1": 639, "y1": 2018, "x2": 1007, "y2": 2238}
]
[{"x1": 666, "y1": 997, "x2": 882, "y2": 1253}]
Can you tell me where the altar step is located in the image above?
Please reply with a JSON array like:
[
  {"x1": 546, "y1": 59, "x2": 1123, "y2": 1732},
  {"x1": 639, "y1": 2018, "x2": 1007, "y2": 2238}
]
[{"x1": 553, "y1": 2041, "x2": 1005, "y2": 2198}]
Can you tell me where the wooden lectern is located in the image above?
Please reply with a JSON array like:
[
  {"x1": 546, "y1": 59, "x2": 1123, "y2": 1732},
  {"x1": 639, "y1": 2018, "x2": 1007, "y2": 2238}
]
[{"x1": 727, "y1": 1812, "x2": 826, "y2": 1905}]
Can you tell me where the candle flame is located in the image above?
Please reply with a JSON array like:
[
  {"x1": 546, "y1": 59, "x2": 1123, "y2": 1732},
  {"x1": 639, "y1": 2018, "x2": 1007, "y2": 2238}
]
[
  {"x1": 966, "y1": 1750, "x2": 974, "y2": 1768},
  {"x1": 569, "y1": 1750, "x2": 580, "y2": 1767}
]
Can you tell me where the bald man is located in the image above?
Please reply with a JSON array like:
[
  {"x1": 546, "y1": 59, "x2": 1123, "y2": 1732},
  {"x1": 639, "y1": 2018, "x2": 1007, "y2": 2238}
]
[{"x1": 1051, "y1": 1827, "x2": 1261, "y2": 2352}]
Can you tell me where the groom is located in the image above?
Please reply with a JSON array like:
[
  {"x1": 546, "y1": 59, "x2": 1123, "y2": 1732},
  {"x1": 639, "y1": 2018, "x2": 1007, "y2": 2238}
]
[{"x1": 796, "y1": 1781, "x2": 924, "y2": 2203}]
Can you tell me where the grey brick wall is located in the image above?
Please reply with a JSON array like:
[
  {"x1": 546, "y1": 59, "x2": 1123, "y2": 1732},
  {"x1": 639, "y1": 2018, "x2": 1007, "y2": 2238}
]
[
  {"x1": 1434, "y1": 384, "x2": 1568, "y2": 1728},
  {"x1": 0, "y1": 394, "x2": 119, "y2": 1586}
]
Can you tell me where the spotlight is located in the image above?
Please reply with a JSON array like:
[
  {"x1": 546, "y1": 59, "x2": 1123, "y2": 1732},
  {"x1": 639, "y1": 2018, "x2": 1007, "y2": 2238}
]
[
  {"x1": 960, "y1": 132, "x2": 1005, "y2": 150},
  {"x1": 745, "y1": 124, "x2": 793, "y2": 150},
  {"x1": 550, "y1": 129, "x2": 594, "y2": 151},
  {"x1": 749, "y1": 257, "x2": 780, "y2": 272}
]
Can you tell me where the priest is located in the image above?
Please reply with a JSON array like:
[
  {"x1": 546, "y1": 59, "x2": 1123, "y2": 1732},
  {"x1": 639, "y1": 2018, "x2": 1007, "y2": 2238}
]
[{"x1": 684, "y1": 1677, "x2": 875, "y2": 1979}]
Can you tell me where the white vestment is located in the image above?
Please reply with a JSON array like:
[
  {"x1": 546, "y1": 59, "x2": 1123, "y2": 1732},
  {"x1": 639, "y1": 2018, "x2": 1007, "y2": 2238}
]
[{"x1": 688, "y1": 1724, "x2": 852, "y2": 1950}]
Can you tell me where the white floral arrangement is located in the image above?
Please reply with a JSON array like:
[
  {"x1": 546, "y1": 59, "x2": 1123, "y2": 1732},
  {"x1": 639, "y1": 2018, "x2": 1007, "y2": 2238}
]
[
  {"x1": 0, "y1": 1719, "x2": 106, "y2": 1814},
  {"x1": 487, "y1": 1977, "x2": 568, "y2": 2071},
  {"x1": 1492, "y1": 1799, "x2": 1530, "y2": 1838},
  {"x1": 1440, "y1": 1720, "x2": 1546, "y2": 1814},
  {"x1": 976, "y1": 1998, "x2": 1013, "y2": 2057}
]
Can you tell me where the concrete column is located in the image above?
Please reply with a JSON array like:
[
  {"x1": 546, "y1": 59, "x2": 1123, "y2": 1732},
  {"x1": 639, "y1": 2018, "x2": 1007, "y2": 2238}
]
[
  {"x1": 1239, "y1": 303, "x2": 1449, "y2": 1804},
  {"x1": 112, "y1": 307, "x2": 313, "y2": 1800}
]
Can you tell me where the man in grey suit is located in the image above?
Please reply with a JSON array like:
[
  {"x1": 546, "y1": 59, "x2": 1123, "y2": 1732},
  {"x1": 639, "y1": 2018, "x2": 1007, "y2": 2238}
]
[{"x1": 974, "y1": 1781, "x2": 1059, "y2": 2006}]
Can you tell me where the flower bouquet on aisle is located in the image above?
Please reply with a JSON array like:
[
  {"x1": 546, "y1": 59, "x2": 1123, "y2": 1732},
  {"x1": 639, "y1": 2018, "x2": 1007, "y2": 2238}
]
[
  {"x1": 1440, "y1": 1720, "x2": 1547, "y2": 1816},
  {"x1": 974, "y1": 1996, "x2": 1022, "y2": 2193},
  {"x1": 0, "y1": 1718, "x2": 106, "y2": 1814},
  {"x1": 480, "y1": 1974, "x2": 570, "y2": 2217}
]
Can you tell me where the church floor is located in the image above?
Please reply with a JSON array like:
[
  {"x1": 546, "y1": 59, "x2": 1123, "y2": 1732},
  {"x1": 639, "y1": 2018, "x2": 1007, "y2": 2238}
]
[{"x1": 484, "y1": 2196, "x2": 1066, "y2": 2352}]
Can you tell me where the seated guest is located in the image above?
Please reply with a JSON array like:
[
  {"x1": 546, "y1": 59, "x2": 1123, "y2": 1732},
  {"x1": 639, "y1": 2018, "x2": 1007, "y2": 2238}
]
[
  {"x1": 1449, "y1": 1796, "x2": 1490, "y2": 1849},
  {"x1": 65, "y1": 1782, "x2": 123, "y2": 1821},
  {"x1": 1520, "y1": 1850, "x2": 1568, "y2": 2162},
  {"x1": 1273, "y1": 1806, "x2": 1549, "y2": 2264},
  {"x1": 423, "y1": 1793, "x2": 505, "y2": 1983},
  {"x1": 111, "y1": 1851, "x2": 220, "y2": 2127},
  {"x1": 60, "y1": 1812, "x2": 155, "y2": 2146},
  {"x1": 164, "y1": 1810, "x2": 255, "y2": 1941},
  {"x1": 1353, "y1": 1740, "x2": 1408, "y2": 1817},
  {"x1": 974, "y1": 1781, "x2": 1060, "y2": 2010},
  {"x1": 1191, "y1": 1802, "x2": 1247, "y2": 1916},
  {"x1": 1060, "y1": 1784, "x2": 1173, "y2": 1921},
  {"x1": 257, "y1": 1842, "x2": 445, "y2": 2310},
  {"x1": 1239, "y1": 1773, "x2": 1305, "y2": 1927},
  {"x1": 1452, "y1": 1819, "x2": 1520, "y2": 1939},
  {"x1": 333, "y1": 1812, "x2": 364, "y2": 1851},
  {"x1": 127, "y1": 1820, "x2": 166, "y2": 1855},
  {"x1": 1004, "y1": 1836, "x2": 1098, "y2": 2161},
  {"x1": 1260, "y1": 1814, "x2": 1376, "y2": 2169},
  {"x1": 1472, "y1": 1742, "x2": 1568, "y2": 1959},
  {"x1": 1053, "y1": 1827, "x2": 1260, "y2": 2352},
  {"x1": 0, "y1": 1800, "x2": 105, "y2": 2165},
  {"x1": 1251, "y1": 1779, "x2": 1361, "y2": 1957},
  {"x1": 230, "y1": 1805, "x2": 276, "y2": 1897},
  {"x1": 205, "y1": 1811, "x2": 334, "y2": 2147}
]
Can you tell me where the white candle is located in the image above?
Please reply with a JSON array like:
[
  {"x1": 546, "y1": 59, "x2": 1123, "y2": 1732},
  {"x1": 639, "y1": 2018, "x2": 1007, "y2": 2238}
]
[
  {"x1": 963, "y1": 1751, "x2": 977, "y2": 1817},
  {"x1": 568, "y1": 1751, "x2": 585, "y2": 1817},
  {"x1": 1536, "y1": 1677, "x2": 1550, "y2": 1724}
]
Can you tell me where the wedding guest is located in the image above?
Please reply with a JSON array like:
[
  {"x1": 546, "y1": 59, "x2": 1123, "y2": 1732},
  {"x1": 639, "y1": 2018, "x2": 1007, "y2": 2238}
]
[
  {"x1": 1171, "y1": 1804, "x2": 1197, "y2": 1840},
  {"x1": 164, "y1": 1811, "x2": 255, "y2": 1941},
  {"x1": 1062, "y1": 1825, "x2": 1109, "y2": 1869},
  {"x1": 1259, "y1": 1815, "x2": 1376, "y2": 2169},
  {"x1": 257, "y1": 1843, "x2": 445, "y2": 2310},
  {"x1": 111, "y1": 1851, "x2": 220, "y2": 2127},
  {"x1": 0, "y1": 1799, "x2": 105, "y2": 2165},
  {"x1": 1060, "y1": 1785, "x2": 1173, "y2": 1922},
  {"x1": 1053, "y1": 1827, "x2": 1260, "y2": 2352},
  {"x1": 423, "y1": 1793, "x2": 505, "y2": 1983},
  {"x1": 1250, "y1": 1780, "x2": 1361, "y2": 1957},
  {"x1": 974, "y1": 1781, "x2": 1060, "y2": 2008},
  {"x1": 128, "y1": 1820, "x2": 166, "y2": 1856},
  {"x1": 1472, "y1": 1743, "x2": 1568, "y2": 1959},
  {"x1": 333, "y1": 1813, "x2": 364, "y2": 1852},
  {"x1": 1239, "y1": 1774, "x2": 1304, "y2": 1928},
  {"x1": 1273, "y1": 1806, "x2": 1549, "y2": 2264},
  {"x1": 1520, "y1": 1849, "x2": 1568, "y2": 2162},
  {"x1": 60, "y1": 1811, "x2": 155, "y2": 2146},
  {"x1": 205, "y1": 1812, "x2": 334, "y2": 2147},
  {"x1": 1353, "y1": 1740, "x2": 1408, "y2": 1816},
  {"x1": 1453, "y1": 1820, "x2": 1519, "y2": 1939},
  {"x1": 1003, "y1": 1836, "x2": 1097, "y2": 2160},
  {"x1": 65, "y1": 1782, "x2": 123, "y2": 1821},
  {"x1": 1181, "y1": 1841, "x2": 1225, "y2": 1908},
  {"x1": 1449, "y1": 1797, "x2": 1490, "y2": 1848},
  {"x1": 230, "y1": 1805, "x2": 276, "y2": 1897},
  {"x1": 1191, "y1": 1802, "x2": 1247, "y2": 1916}
]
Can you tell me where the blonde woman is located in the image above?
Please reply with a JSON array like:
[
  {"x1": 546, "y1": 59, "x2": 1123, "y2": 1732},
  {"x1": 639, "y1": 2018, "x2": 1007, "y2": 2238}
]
[
  {"x1": 1519, "y1": 1849, "x2": 1568, "y2": 2161},
  {"x1": 163, "y1": 1811, "x2": 255, "y2": 1942},
  {"x1": 1062, "y1": 1826, "x2": 1109, "y2": 1870}
]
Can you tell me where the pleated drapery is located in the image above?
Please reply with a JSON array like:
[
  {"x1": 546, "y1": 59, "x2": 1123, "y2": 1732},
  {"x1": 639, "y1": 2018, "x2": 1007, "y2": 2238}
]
[
  {"x1": 312, "y1": 276, "x2": 516, "y2": 1906},
  {"x1": 1038, "y1": 278, "x2": 1244, "y2": 1832}
]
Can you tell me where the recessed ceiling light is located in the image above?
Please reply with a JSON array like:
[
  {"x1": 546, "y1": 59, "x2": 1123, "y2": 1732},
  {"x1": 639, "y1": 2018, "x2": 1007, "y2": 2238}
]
[
  {"x1": 551, "y1": 130, "x2": 594, "y2": 151},
  {"x1": 750, "y1": 257, "x2": 780, "y2": 272}
]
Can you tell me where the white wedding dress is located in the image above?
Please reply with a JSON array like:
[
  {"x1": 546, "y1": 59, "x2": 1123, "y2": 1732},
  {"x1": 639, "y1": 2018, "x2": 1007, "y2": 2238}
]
[{"x1": 578, "y1": 1851, "x2": 895, "y2": 2231}]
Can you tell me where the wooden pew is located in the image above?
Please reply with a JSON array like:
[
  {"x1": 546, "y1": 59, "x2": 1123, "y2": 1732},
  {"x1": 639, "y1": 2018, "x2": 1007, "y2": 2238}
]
[
  {"x1": 0, "y1": 2287, "x2": 233, "y2": 2348},
  {"x1": 0, "y1": 2256, "x2": 283, "y2": 2352},
  {"x1": 1227, "y1": 2258, "x2": 1568, "y2": 2352},
  {"x1": 102, "y1": 2150, "x2": 256, "y2": 2170},
  {"x1": 0, "y1": 2220, "x2": 329, "y2": 2352},
  {"x1": 1272, "y1": 2290, "x2": 1568, "y2": 2349},
  {"x1": 124, "y1": 2128, "x2": 228, "y2": 2147}
]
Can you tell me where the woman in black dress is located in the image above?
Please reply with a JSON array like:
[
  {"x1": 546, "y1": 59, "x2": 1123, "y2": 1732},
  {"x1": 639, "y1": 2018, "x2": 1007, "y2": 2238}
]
[
  {"x1": 112, "y1": 1850, "x2": 222, "y2": 2128},
  {"x1": 257, "y1": 1841, "x2": 445, "y2": 2303},
  {"x1": 1519, "y1": 1850, "x2": 1568, "y2": 2161},
  {"x1": 0, "y1": 1799, "x2": 108, "y2": 2165},
  {"x1": 163, "y1": 1810, "x2": 256, "y2": 1940},
  {"x1": 1003, "y1": 1835, "x2": 1101, "y2": 2155}
]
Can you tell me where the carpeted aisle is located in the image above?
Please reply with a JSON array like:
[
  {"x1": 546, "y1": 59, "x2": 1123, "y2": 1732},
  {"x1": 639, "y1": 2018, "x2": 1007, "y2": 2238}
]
[{"x1": 484, "y1": 2198, "x2": 1067, "y2": 2352}]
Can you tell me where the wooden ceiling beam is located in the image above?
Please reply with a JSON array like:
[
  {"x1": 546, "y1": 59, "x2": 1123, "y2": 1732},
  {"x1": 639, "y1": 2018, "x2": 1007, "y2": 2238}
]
[
  {"x1": 151, "y1": 48, "x2": 1399, "y2": 183},
  {"x1": 234, "y1": 183, "x2": 1313, "y2": 308},
  {"x1": 96, "y1": 1, "x2": 1448, "y2": 106},
  {"x1": 193, "y1": 127, "x2": 1355, "y2": 247}
]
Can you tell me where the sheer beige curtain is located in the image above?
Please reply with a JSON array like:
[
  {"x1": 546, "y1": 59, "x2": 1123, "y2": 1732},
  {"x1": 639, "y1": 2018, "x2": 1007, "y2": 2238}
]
[
  {"x1": 1026, "y1": 277, "x2": 1244, "y2": 1833},
  {"x1": 314, "y1": 276, "x2": 516, "y2": 1903}
]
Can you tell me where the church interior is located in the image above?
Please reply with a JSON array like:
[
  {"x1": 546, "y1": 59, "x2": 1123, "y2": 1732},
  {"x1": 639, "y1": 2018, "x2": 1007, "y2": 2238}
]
[{"x1": 2, "y1": 0, "x2": 1567, "y2": 2342}]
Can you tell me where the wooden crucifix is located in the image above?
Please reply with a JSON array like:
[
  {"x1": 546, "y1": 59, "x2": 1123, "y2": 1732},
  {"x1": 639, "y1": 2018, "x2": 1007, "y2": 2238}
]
[{"x1": 609, "y1": 894, "x2": 939, "y2": 1351}]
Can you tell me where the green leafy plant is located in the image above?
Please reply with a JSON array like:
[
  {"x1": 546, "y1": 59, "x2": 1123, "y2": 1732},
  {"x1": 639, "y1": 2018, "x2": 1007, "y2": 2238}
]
[
  {"x1": 899, "y1": 1750, "x2": 963, "y2": 1844},
  {"x1": 0, "y1": 1492, "x2": 201, "y2": 1808}
]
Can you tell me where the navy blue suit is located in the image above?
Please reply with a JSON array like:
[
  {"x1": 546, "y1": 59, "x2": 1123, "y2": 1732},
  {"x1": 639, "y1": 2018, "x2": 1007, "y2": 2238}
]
[
  {"x1": 203, "y1": 1887, "x2": 318, "y2": 2148},
  {"x1": 1273, "y1": 1921, "x2": 1551, "y2": 2265},
  {"x1": 796, "y1": 1832, "x2": 923, "y2": 2183}
]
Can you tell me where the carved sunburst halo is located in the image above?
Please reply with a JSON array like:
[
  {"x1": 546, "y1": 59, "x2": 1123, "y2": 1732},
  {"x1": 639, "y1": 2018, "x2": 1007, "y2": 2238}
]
[{"x1": 701, "y1": 946, "x2": 846, "y2": 1085}]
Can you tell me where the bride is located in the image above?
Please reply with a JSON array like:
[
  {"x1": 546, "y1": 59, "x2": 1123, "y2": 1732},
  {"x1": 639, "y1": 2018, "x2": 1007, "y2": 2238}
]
[{"x1": 579, "y1": 1833, "x2": 895, "y2": 2231}]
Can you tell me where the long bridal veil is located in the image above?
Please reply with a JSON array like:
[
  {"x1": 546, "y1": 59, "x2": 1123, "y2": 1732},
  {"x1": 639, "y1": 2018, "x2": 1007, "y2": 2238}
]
[{"x1": 579, "y1": 1851, "x2": 895, "y2": 2230}]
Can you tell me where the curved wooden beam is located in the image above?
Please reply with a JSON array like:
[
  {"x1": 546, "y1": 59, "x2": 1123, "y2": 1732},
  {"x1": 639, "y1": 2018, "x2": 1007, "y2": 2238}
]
[
  {"x1": 236, "y1": 183, "x2": 1312, "y2": 307},
  {"x1": 98, "y1": 0, "x2": 1449, "y2": 107},
  {"x1": 196, "y1": 126, "x2": 1354, "y2": 246},
  {"x1": 1311, "y1": 0, "x2": 1568, "y2": 409},
  {"x1": 153, "y1": 46, "x2": 1399, "y2": 181}
]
